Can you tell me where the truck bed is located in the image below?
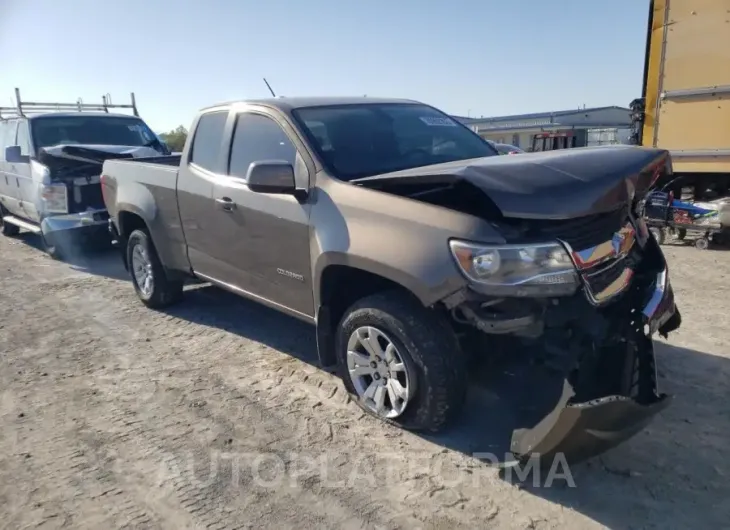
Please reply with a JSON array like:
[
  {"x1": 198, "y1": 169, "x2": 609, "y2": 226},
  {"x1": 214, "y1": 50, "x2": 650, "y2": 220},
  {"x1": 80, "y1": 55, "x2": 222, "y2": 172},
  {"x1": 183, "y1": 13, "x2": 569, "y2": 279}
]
[{"x1": 101, "y1": 157, "x2": 181, "y2": 220}]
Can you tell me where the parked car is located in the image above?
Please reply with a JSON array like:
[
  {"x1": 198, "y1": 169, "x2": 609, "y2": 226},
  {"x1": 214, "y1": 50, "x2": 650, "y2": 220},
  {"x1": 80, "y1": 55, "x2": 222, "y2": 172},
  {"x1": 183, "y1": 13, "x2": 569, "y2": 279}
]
[
  {"x1": 487, "y1": 140, "x2": 524, "y2": 155},
  {"x1": 0, "y1": 89, "x2": 169, "y2": 258},
  {"x1": 102, "y1": 96, "x2": 681, "y2": 465}
]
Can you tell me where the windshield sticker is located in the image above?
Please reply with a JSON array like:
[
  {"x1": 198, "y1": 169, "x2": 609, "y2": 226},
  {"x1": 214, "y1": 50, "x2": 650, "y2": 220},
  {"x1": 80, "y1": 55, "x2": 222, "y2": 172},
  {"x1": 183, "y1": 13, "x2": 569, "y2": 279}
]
[{"x1": 419, "y1": 116, "x2": 457, "y2": 127}]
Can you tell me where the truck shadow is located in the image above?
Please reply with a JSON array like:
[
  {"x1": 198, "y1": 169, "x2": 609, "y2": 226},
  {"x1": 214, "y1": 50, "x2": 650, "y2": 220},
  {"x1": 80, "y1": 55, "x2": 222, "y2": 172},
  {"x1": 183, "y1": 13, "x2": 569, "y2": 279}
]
[
  {"x1": 162, "y1": 283, "x2": 729, "y2": 529},
  {"x1": 15, "y1": 232, "x2": 129, "y2": 281}
]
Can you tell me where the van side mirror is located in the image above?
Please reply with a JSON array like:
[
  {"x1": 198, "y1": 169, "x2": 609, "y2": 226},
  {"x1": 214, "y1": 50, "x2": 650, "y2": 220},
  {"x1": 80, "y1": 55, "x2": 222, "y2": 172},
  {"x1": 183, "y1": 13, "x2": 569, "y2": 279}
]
[
  {"x1": 5, "y1": 145, "x2": 29, "y2": 164},
  {"x1": 246, "y1": 161, "x2": 296, "y2": 194}
]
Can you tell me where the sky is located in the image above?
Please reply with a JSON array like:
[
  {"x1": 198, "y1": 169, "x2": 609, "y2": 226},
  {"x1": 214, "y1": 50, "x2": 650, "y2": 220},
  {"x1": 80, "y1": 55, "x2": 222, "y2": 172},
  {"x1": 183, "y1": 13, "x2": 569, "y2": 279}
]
[{"x1": 0, "y1": 0, "x2": 650, "y2": 133}]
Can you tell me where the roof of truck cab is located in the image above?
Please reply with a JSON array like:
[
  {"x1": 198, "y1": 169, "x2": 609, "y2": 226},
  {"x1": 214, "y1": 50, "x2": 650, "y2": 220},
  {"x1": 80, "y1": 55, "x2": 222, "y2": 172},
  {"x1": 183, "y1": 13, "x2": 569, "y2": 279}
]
[
  {"x1": 27, "y1": 112, "x2": 142, "y2": 120},
  {"x1": 201, "y1": 96, "x2": 422, "y2": 112}
]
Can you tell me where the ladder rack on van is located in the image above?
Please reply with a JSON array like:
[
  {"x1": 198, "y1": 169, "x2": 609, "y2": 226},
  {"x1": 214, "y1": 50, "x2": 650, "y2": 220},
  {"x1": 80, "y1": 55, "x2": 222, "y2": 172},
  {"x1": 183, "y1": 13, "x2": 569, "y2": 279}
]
[{"x1": 0, "y1": 88, "x2": 139, "y2": 120}]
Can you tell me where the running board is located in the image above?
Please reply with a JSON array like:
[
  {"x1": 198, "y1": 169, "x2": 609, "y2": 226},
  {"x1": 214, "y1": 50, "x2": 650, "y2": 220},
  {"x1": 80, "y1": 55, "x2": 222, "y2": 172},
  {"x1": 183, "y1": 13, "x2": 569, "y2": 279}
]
[{"x1": 2, "y1": 215, "x2": 42, "y2": 233}]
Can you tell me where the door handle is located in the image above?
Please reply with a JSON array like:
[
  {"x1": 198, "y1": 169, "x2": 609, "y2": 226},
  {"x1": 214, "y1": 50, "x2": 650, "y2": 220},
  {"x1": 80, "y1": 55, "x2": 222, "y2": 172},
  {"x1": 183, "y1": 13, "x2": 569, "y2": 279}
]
[{"x1": 215, "y1": 197, "x2": 236, "y2": 211}]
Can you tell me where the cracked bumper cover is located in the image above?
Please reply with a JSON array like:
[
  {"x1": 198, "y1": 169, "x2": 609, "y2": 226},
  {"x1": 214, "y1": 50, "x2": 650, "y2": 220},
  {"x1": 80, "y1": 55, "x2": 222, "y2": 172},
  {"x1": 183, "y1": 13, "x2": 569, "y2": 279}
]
[{"x1": 509, "y1": 238, "x2": 681, "y2": 464}]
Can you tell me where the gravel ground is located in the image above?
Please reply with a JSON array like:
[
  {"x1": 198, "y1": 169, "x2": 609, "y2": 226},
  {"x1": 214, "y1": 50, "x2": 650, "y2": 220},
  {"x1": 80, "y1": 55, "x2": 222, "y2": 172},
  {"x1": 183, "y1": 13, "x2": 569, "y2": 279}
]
[{"x1": 0, "y1": 232, "x2": 728, "y2": 530}]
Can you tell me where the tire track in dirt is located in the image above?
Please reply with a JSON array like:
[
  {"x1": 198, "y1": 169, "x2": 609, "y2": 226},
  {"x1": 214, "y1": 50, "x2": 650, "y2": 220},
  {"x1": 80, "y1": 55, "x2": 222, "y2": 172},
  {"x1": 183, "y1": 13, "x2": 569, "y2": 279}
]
[
  {"x1": 52, "y1": 273, "x2": 523, "y2": 529},
  {"x1": 10, "y1": 265, "x2": 416, "y2": 529},
  {"x1": 5, "y1": 237, "x2": 730, "y2": 529}
]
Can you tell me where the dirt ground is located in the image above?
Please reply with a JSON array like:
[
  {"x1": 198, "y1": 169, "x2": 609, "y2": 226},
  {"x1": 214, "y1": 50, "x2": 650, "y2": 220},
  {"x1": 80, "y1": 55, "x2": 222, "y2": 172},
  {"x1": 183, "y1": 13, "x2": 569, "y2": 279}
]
[{"x1": 0, "y1": 232, "x2": 728, "y2": 530}]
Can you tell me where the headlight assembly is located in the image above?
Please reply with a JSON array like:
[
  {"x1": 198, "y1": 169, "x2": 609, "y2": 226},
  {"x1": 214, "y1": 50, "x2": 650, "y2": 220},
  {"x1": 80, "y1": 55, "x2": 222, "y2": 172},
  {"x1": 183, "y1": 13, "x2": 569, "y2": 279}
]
[
  {"x1": 449, "y1": 239, "x2": 579, "y2": 296},
  {"x1": 41, "y1": 184, "x2": 69, "y2": 214}
]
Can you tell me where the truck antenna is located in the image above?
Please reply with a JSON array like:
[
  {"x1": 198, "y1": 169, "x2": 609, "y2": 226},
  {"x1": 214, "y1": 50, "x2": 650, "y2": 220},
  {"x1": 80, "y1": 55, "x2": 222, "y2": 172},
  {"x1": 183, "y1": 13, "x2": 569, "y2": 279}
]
[{"x1": 263, "y1": 78, "x2": 276, "y2": 97}]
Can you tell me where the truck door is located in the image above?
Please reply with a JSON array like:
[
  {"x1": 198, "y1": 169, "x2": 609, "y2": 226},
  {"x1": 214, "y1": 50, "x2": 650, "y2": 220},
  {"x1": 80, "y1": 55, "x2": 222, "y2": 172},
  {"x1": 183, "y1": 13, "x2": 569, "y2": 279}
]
[
  {"x1": 0, "y1": 119, "x2": 23, "y2": 217},
  {"x1": 14, "y1": 120, "x2": 39, "y2": 222},
  {"x1": 209, "y1": 111, "x2": 314, "y2": 318},
  {"x1": 176, "y1": 110, "x2": 229, "y2": 274}
]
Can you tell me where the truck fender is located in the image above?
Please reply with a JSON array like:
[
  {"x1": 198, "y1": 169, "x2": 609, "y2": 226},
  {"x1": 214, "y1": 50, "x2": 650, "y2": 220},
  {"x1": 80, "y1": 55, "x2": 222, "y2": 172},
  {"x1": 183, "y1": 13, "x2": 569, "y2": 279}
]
[{"x1": 312, "y1": 252, "x2": 467, "y2": 368}]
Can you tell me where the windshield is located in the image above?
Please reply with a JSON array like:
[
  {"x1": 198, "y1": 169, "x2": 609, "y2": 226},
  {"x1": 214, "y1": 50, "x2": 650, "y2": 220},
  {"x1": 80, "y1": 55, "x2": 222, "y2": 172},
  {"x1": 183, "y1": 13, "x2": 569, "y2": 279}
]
[
  {"x1": 292, "y1": 103, "x2": 498, "y2": 181},
  {"x1": 31, "y1": 116, "x2": 163, "y2": 152}
]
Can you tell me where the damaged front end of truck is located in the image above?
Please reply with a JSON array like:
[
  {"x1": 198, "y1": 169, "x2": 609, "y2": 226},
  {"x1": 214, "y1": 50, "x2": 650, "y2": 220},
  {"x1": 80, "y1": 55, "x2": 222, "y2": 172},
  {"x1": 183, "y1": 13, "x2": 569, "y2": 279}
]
[
  {"x1": 357, "y1": 146, "x2": 681, "y2": 464},
  {"x1": 35, "y1": 145, "x2": 164, "y2": 249},
  {"x1": 442, "y1": 210, "x2": 680, "y2": 465}
]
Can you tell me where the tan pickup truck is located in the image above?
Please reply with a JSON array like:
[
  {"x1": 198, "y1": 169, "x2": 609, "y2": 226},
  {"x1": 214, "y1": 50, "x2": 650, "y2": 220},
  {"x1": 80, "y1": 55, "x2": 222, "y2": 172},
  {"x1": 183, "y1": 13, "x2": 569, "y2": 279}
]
[
  {"x1": 102, "y1": 96, "x2": 681, "y2": 465},
  {"x1": 631, "y1": 0, "x2": 730, "y2": 199}
]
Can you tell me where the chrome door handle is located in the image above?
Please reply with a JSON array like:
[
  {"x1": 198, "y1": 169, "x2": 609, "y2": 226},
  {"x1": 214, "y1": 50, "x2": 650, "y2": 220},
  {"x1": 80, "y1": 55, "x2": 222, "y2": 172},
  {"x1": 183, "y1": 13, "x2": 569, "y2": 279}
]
[{"x1": 215, "y1": 197, "x2": 236, "y2": 211}]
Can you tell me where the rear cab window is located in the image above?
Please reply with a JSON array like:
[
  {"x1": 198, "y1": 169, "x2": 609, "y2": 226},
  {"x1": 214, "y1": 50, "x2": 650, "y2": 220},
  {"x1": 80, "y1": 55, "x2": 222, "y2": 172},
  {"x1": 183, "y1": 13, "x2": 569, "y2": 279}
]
[{"x1": 189, "y1": 111, "x2": 228, "y2": 172}]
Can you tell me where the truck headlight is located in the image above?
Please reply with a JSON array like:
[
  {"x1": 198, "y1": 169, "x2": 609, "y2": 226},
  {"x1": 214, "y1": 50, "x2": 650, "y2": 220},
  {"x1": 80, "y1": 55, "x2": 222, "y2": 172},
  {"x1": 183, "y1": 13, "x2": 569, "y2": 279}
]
[
  {"x1": 449, "y1": 239, "x2": 579, "y2": 296},
  {"x1": 41, "y1": 184, "x2": 68, "y2": 214}
]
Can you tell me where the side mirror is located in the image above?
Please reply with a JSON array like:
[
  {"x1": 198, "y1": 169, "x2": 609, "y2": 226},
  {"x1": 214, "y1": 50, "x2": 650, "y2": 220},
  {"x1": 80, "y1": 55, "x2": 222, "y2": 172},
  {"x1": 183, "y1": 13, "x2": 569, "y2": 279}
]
[
  {"x1": 5, "y1": 145, "x2": 29, "y2": 164},
  {"x1": 246, "y1": 161, "x2": 296, "y2": 194}
]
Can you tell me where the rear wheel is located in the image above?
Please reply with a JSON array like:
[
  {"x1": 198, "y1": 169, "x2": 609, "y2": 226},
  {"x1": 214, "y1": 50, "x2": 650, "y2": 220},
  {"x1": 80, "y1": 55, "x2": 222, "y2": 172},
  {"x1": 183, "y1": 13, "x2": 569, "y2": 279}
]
[
  {"x1": 0, "y1": 207, "x2": 20, "y2": 237},
  {"x1": 335, "y1": 290, "x2": 467, "y2": 432},
  {"x1": 126, "y1": 229, "x2": 183, "y2": 308}
]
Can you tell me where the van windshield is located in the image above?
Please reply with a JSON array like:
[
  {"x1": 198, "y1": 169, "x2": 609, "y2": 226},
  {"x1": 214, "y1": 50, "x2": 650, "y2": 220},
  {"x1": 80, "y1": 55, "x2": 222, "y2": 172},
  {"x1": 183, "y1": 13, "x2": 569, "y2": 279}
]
[
  {"x1": 31, "y1": 116, "x2": 162, "y2": 151},
  {"x1": 292, "y1": 103, "x2": 498, "y2": 181}
]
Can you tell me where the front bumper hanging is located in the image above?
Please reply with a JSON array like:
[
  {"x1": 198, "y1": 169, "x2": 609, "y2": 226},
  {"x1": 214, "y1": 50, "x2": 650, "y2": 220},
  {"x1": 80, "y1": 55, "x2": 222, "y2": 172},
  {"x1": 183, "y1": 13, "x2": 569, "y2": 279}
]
[
  {"x1": 40, "y1": 209, "x2": 110, "y2": 236},
  {"x1": 509, "y1": 237, "x2": 681, "y2": 465}
]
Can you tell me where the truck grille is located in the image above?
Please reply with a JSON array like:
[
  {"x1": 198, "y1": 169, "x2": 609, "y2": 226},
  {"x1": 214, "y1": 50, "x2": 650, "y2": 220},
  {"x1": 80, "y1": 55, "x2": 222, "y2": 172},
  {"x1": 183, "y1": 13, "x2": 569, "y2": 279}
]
[
  {"x1": 530, "y1": 206, "x2": 628, "y2": 250},
  {"x1": 527, "y1": 206, "x2": 638, "y2": 304},
  {"x1": 506, "y1": 206, "x2": 640, "y2": 304}
]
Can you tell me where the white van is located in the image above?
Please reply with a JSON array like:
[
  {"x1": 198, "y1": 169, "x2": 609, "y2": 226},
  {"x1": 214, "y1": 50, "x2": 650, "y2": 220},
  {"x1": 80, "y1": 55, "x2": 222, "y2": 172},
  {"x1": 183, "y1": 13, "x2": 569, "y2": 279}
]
[{"x1": 0, "y1": 89, "x2": 169, "y2": 258}]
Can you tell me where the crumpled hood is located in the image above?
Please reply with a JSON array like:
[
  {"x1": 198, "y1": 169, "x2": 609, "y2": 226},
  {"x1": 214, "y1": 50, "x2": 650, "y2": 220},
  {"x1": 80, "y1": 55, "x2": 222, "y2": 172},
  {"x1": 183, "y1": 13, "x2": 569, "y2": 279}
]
[
  {"x1": 355, "y1": 145, "x2": 670, "y2": 219},
  {"x1": 39, "y1": 144, "x2": 163, "y2": 165}
]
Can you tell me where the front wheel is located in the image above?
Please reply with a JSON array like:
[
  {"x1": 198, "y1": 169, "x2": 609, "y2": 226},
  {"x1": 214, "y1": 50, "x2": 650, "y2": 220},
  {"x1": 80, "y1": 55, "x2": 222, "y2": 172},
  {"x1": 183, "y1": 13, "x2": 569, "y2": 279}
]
[
  {"x1": 0, "y1": 207, "x2": 20, "y2": 237},
  {"x1": 126, "y1": 229, "x2": 183, "y2": 308},
  {"x1": 336, "y1": 290, "x2": 467, "y2": 432}
]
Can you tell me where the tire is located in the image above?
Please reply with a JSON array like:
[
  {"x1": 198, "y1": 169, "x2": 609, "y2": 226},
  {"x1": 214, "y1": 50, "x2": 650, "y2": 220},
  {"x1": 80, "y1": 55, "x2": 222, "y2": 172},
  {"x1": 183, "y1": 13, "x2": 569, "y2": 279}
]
[
  {"x1": 126, "y1": 228, "x2": 183, "y2": 308},
  {"x1": 0, "y1": 207, "x2": 20, "y2": 237},
  {"x1": 694, "y1": 236, "x2": 710, "y2": 250},
  {"x1": 335, "y1": 290, "x2": 467, "y2": 433},
  {"x1": 649, "y1": 227, "x2": 665, "y2": 245}
]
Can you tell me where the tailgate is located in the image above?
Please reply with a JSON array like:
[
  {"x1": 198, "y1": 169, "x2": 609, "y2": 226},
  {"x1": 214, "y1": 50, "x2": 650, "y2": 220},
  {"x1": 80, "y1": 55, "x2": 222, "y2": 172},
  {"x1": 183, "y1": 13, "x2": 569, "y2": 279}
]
[{"x1": 646, "y1": 0, "x2": 730, "y2": 173}]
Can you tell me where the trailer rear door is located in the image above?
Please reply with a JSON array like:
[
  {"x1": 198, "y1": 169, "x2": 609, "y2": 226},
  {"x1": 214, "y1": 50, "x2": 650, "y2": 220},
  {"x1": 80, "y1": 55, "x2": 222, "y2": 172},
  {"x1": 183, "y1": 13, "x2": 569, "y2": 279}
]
[{"x1": 644, "y1": 0, "x2": 730, "y2": 174}]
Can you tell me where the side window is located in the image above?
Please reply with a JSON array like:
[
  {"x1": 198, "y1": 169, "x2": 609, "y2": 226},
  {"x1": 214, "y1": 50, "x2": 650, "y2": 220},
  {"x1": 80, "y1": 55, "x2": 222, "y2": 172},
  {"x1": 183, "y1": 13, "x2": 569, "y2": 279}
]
[
  {"x1": 16, "y1": 121, "x2": 31, "y2": 156},
  {"x1": 228, "y1": 113, "x2": 297, "y2": 179},
  {"x1": 189, "y1": 111, "x2": 228, "y2": 172},
  {"x1": 0, "y1": 120, "x2": 18, "y2": 161}
]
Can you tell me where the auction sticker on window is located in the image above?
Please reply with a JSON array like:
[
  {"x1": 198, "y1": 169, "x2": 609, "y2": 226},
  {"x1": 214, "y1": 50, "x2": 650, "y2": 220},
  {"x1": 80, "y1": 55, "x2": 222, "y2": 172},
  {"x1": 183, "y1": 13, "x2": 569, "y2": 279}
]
[{"x1": 419, "y1": 116, "x2": 457, "y2": 127}]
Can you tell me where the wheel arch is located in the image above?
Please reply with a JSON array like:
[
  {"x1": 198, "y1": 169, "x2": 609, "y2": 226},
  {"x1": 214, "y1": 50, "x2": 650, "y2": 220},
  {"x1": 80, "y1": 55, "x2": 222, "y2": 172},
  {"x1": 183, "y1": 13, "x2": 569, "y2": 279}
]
[{"x1": 314, "y1": 258, "x2": 443, "y2": 368}]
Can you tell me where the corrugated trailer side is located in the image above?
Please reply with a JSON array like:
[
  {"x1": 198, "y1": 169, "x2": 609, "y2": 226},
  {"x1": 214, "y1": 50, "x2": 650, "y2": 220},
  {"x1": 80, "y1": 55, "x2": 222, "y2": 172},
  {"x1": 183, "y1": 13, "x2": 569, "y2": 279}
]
[{"x1": 635, "y1": 0, "x2": 730, "y2": 198}]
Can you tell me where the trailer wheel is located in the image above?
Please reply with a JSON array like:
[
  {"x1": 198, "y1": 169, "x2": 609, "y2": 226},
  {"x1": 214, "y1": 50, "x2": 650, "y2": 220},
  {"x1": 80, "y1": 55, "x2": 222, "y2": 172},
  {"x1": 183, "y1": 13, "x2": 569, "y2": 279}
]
[
  {"x1": 694, "y1": 237, "x2": 710, "y2": 250},
  {"x1": 649, "y1": 227, "x2": 665, "y2": 245}
]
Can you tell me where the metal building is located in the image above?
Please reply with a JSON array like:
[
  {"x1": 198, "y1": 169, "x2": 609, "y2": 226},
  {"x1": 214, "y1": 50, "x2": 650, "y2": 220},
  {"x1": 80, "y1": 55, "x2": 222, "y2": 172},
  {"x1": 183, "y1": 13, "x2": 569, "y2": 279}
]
[{"x1": 453, "y1": 106, "x2": 633, "y2": 152}]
